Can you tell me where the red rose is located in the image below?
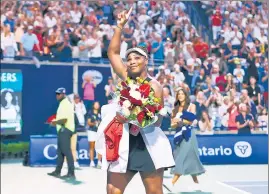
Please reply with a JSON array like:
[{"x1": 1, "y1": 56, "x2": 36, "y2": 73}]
[
  {"x1": 157, "y1": 105, "x2": 163, "y2": 111},
  {"x1": 137, "y1": 111, "x2": 146, "y2": 124},
  {"x1": 139, "y1": 84, "x2": 151, "y2": 98},
  {"x1": 145, "y1": 105, "x2": 156, "y2": 113},
  {"x1": 120, "y1": 89, "x2": 130, "y2": 98},
  {"x1": 121, "y1": 81, "x2": 128, "y2": 88},
  {"x1": 129, "y1": 97, "x2": 143, "y2": 106}
]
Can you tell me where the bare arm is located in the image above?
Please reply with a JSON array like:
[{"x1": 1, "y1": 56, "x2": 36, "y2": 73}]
[
  {"x1": 107, "y1": 8, "x2": 132, "y2": 81},
  {"x1": 151, "y1": 80, "x2": 164, "y2": 127},
  {"x1": 87, "y1": 118, "x2": 96, "y2": 127}
]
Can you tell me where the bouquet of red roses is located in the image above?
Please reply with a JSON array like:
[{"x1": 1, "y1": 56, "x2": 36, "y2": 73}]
[
  {"x1": 104, "y1": 77, "x2": 167, "y2": 162},
  {"x1": 114, "y1": 77, "x2": 167, "y2": 132}
]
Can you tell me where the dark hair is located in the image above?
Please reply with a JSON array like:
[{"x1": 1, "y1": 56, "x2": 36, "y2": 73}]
[
  {"x1": 201, "y1": 111, "x2": 210, "y2": 122},
  {"x1": 172, "y1": 88, "x2": 190, "y2": 118},
  {"x1": 1, "y1": 90, "x2": 16, "y2": 107},
  {"x1": 163, "y1": 85, "x2": 172, "y2": 95},
  {"x1": 92, "y1": 101, "x2": 100, "y2": 111}
]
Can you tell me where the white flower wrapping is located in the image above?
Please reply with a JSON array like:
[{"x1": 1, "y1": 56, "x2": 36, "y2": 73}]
[
  {"x1": 123, "y1": 100, "x2": 131, "y2": 108},
  {"x1": 129, "y1": 90, "x2": 142, "y2": 100}
]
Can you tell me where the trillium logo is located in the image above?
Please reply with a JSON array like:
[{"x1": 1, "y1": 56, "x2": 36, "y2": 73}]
[{"x1": 234, "y1": 141, "x2": 252, "y2": 158}]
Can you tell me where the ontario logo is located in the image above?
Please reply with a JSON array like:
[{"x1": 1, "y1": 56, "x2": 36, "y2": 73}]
[{"x1": 234, "y1": 141, "x2": 252, "y2": 158}]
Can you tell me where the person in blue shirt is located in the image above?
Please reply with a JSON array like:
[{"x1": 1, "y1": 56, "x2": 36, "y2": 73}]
[
  {"x1": 21, "y1": 26, "x2": 42, "y2": 58},
  {"x1": 236, "y1": 103, "x2": 254, "y2": 134},
  {"x1": 151, "y1": 33, "x2": 164, "y2": 64},
  {"x1": 4, "y1": 12, "x2": 15, "y2": 32},
  {"x1": 259, "y1": 64, "x2": 268, "y2": 107}
]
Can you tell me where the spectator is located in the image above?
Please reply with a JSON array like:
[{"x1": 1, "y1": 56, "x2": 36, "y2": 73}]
[
  {"x1": 225, "y1": 73, "x2": 236, "y2": 92},
  {"x1": 230, "y1": 26, "x2": 243, "y2": 50},
  {"x1": 233, "y1": 62, "x2": 245, "y2": 84},
  {"x1": 138, "y1": 8, "x2": 151, "y2": 31},
  {"x1": 236, "y1": 103, "x2": 254, "y2": 134},
  {"x1": 73, "y1": 94, "x2": 86, "y2": 132},
  {"x1": 1, "y1": 24, "x2": 18, "y2": 60},
  {"x1": 211, "y1": 9, "x2": 222, "y2": 42},
  {"x1": 44, "y1": 11, "x2": 57, "y2": 29},
  {"x1": 3, "y1": 11, "x2": 15, "y2": 32},
  {"x1": 247, "y1": 76, "x2": 261, "y2": 106},
  {"x1": 202, "y1": 76, "x2": 214, "y2": 98},
  {"x1": 216, "y1": 70, "x2": 227, "y2": 93},
  {"x1": 218, "y1": 96, "x2": 230, "y2": 130},
  {"x1": 82, "y1": 75, "x2": 96, "y2": 111},
  {"x1": 86, "y1": 101, "x2": 102, "y2": 168},
  {"x1": 170, "y1": 64, "x2": 185, "y2": 87},
  {"x1": 257, "y1": 108, "x2": 268, "y2": 133},
  {"x1": 193, "y1": 37, "x2": 209, "y2": 62},
  {"x1": 88, "y1": 29, "x2": 102, "y2": 63},
  {"x1": 205, "y1": 86, "x2": 223, "y2": 131},
  {"x1": 70, "y1": 5, "x2": 82, "y2": 24},
  {"x1": 78, "y1": 33, "x2": 90, "y2": 61},
  {"x1": 259, "y1": 63, "x2": 268, "y2": 107},
  {"x1": 199, "y1": 111, "x2": 214, "y2": 134},
  {"x1": 193, "y1": 68, "x2": 206, "y2": 88},
  {"x1": 21, "y1": 26, "x2": 42, "y2": 58},
  {"x1": 194, "y1": 91, "x2": 207, "y2": 121},
  {"x1": 104, "y1": 76, "x2": 116, "y2": 104},
  {"x1": 211, "y1": 64, "x2": 220, "y2": 86},
  {"x1": 14, "y1": 23, "x2": 24, "y2": 53},
  {"x1": 227, "y1": 101, "x2": 239, "y2": 131},
  {"x1": 57, "y1": 34, "x2": 73, "y2": 62},
  {"x1": 151, "y1": 33, "x2": 164, "y2": 64}
]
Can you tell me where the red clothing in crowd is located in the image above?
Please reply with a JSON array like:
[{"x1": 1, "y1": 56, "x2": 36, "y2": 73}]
[
  {"x1": 216, "y1": 75, "x2": 227, "y2": 92},
  {"x1": 211, "y1": 13, "x2": 222, "y2": 26},
  {"x1": 33, "y1": 31, "x2": 43, "y2": 52},
  {"x1": 193, "y1": 41, "x2": 209, "y2": 59}
]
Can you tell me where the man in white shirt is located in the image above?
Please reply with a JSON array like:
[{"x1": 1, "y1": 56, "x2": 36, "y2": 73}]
[
  {"x1": 170, "y1": 64, "x2": 185, "y2": 86},
  {"x1": 44, "y1": 11, "x2": 57, "y2": 29},
  {"x1": 70, "y1": 6, "x2": 82, "y2": 24},
  {"x1": 229, "y1": 26, "x2": 242, "y2": 49},
  {"x1": 137, "y1": 8, "x2": 151, "y2": 31},
  {"x1": 87, "y1": 30, "x2": 102, "y2": 62}
]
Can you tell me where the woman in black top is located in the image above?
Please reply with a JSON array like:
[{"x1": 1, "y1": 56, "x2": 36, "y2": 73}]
[{"x1": 87, "y1": 101, "x2": 102, "y2": 168}]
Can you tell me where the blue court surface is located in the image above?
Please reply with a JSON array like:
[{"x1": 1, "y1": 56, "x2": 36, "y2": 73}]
[{"x1": 1, "y1": 161, "x2": 268, "y2": 194}]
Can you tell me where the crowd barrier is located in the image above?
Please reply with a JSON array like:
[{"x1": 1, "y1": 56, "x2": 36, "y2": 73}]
[{"x1": 29, "y1": 134, "x2": 268, "y2": 166}]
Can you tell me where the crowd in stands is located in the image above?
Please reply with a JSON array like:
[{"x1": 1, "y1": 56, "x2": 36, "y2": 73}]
[{"x1": 1, "y1": 1, "x2": 268, "y2": 134}]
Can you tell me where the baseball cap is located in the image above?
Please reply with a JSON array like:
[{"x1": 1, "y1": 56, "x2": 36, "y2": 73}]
[
  {"x1": 55, "y1": 87, "x2": 66, "y2": 94},
  {"x1": 28, "y1": 26, "x2": 34, "y2": 30},
  {"x1": 108, "y1": 76, "x2": 113, "y2": 80}
]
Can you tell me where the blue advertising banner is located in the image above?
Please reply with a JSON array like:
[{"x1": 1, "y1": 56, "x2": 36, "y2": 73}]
[
  {"x1": 1, "y1": 69, "x2": 23, "y2": 135},
  {"x1": 30, "y1": 135, "x2": 91, "y2": 166},
  {"x1": 30, "y1": 134, "x2": 268, "y2": 166},
  {"x1": 168, "y1": 134, "x2": 268, "y2": 165}
]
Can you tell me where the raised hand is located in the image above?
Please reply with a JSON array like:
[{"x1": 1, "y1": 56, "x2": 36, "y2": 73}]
[{"x1": 117, "y1": 7, "x2": 133, "y2": 29}]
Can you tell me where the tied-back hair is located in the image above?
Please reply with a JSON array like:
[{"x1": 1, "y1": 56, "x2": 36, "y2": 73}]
[{"x1": 172, "y1": 87, "x2": 191, "y2": 119}]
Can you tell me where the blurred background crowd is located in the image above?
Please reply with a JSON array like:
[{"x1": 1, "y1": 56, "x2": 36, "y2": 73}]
[{"x1": 1, "y1": 1, "x2": 268, "y2": 134}]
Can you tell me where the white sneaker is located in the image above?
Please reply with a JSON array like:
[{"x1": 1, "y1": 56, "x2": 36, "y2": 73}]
[
  {"x1": 63, "y1": 162, "x2": 68, "y2": 168},
  {"x1": 90, "y1": 161, "x2": 95, "y2": 167},
  {"x1": 74, "y1": 162, "x2": 80, "y2": 168},
  {"x1": 97, "y1": 161, "x2": 102, "y2": 169}
]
